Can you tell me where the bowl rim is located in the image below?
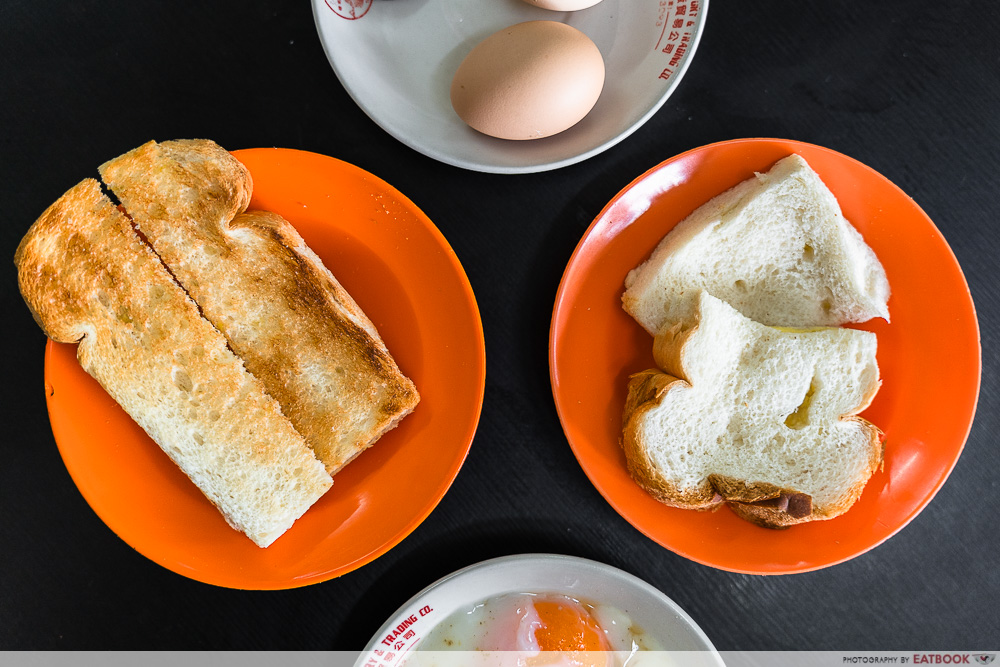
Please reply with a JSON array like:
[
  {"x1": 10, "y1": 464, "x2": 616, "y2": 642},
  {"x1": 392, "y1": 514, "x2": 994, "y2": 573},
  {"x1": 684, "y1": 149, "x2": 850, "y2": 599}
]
[
  {"x1": 311, "y1": 0, "x2": 711, "y2": 174},
  {"x1": 358, "y1": 553, "x2": 722, "y2": 663}
]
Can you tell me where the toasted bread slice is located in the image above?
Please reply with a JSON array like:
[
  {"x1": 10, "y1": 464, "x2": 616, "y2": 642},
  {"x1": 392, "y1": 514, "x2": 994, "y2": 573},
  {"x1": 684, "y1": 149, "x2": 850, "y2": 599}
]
[
  {"x1": 14, "y1": 179, "x2": 332, "y2": 547},
  {"x1": 622, "y1": 154, "x2": 891, "y2": 334},
  {"x1": 99, "y1": 140, "x2": 419, "y2": 474},
  {"x1": 622, "y1": 291, "x2": 883, "y2": 528}
]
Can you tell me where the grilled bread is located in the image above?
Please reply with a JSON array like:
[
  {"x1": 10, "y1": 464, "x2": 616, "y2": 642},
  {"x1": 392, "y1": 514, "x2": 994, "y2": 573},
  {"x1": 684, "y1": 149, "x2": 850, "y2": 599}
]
[
  {"x1": 15, "y1": 179, "x2": 332, "y2": 547},
  {"x1": 99, "y1": 139, "x2": 419, "y2": 474},
  {"x1": 622, "y1": 292, "x2": 883, "y2": 528},
  {"x1": 622, "y1": 154, "x2": 890, "y2": 334}
]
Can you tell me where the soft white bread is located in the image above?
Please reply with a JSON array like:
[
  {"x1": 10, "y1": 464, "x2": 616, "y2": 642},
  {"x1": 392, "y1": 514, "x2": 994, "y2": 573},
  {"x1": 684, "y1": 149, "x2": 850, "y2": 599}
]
[
  {"x1": 14, "y1": 179, "x2": 332, "y2": 547},
  {"x1": 99, "y1": 140, "x2": 419, "y2": 474},
  {"x1": 622, "y1": 154, "x2": 891, "y2": 333},
  {"x1": 622, "y1": 291, "x2": 883, "y2": 528}
]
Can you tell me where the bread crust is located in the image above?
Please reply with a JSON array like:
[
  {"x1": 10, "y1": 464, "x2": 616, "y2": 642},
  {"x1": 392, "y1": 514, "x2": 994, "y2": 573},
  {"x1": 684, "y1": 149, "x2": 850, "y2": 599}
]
[
  {"x1": 651, "y1": 318, "x2": 698, "y2": 380},
  {"x1": 100, "y1": 140, "x2": 419, "y2": 474},
  {"x1": 622, "y1": 369, "x2": 722, "y2": 510},
  {"x1": 621, "y1": 293, "x2": 884, "y2": 528},
  {"x1": 15, "y1": 179, "x2": 332, "y2": 547},
  {"x1": 725, "y1": 418, "x2": 884, "y2": 528},
  {"x1": 624, "y1": 366, "x2": 883, "y2": 526}
]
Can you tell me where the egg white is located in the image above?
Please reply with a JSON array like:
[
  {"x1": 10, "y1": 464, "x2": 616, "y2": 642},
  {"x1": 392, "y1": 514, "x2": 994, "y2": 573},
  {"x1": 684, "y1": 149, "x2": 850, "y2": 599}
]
[{"x1": 413, "y1": 592, "x2": 663, "y2": 667}]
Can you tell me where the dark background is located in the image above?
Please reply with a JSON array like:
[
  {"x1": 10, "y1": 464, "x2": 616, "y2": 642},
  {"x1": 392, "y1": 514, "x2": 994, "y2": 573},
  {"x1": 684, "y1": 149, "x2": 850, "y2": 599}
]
[{"x1": 1, "y1": 0, "x2": 997, "y2": 652}]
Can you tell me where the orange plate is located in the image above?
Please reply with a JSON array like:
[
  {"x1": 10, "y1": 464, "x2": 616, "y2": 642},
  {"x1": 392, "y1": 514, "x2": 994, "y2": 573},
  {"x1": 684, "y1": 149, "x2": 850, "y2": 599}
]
[
  {"x1": 44, "y1": 148, "x2": 486, "y2": 589},
  {"x1": 549, "y1": 138, "x2": 981, "y2": 574}
]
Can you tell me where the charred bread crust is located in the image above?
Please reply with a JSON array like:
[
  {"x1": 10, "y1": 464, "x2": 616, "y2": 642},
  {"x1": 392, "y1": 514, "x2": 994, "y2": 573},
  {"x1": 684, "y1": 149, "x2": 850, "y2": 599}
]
[
  {"x1": 99, "y1": 139, "x2": 419, "y2": 474},
  {"x1": 14, "y1": 178, "x2": 331, "y2": 547}
]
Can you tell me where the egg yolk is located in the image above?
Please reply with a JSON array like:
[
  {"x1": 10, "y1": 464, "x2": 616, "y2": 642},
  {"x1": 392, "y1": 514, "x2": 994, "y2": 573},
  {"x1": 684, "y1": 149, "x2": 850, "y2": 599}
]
[{"x1": 529, "y1": 598, "x2": 611, "y2": 667}]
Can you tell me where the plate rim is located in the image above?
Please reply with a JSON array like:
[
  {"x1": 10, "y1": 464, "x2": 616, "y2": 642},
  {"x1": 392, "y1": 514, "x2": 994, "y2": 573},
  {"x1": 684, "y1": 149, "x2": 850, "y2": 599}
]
[
  {"x1": 44, "y1": 147, "x2": 487, "y2": 589},
  {"x1": 548, "y1": 137, "x2": 983, "y2": 574}
]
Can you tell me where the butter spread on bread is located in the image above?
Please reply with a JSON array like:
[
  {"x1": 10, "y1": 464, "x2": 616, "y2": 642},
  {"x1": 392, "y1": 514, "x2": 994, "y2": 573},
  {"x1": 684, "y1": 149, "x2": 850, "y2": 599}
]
[
  {"x1": 99, "y1": 139, "x2": 419, "y2": 474},
  {"x1": 622, "y1": 292, "x2": 883, "y2": 528},
  {"x1": 622, "y1": 154, "x2": 891, "y2": 334},
  {"x1": 14, "y1": 179, "x2": 332, "y2": 547}
]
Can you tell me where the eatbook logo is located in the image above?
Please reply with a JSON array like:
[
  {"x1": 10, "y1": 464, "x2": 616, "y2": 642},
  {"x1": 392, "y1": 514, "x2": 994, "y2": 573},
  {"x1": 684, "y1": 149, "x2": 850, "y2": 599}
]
[
  {"x1": 325, "y1": 0, "x2": 372, "y2": 20},
  {"x1": 975, "y1": 656, "x2": 995, "y2": 665}
]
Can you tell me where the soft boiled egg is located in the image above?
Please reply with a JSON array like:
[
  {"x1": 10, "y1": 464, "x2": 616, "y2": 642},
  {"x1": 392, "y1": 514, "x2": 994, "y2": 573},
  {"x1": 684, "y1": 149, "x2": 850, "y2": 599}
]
[
  {"x1": 450, "y1": 21, "x2": 605, "y2": 141},
  {"x1": 416, "y1": 592, "x2": 662, "y2": 667}
]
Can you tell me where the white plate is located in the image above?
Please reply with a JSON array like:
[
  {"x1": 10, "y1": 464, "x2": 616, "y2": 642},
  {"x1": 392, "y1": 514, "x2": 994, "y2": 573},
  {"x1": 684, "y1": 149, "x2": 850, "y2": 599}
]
[
  {"x1": 313, "y1": 0, "x2": 708, "y2": 173},
  {"x1": 357, "y1": 553, "x2": 722, "y2": 666}
]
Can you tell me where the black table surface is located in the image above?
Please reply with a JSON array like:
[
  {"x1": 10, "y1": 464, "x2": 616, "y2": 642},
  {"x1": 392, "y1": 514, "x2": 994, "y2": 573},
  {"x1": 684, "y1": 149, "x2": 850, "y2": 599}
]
[{"x1": 2, "y1": 0, "x2": 997, "y2": 652}]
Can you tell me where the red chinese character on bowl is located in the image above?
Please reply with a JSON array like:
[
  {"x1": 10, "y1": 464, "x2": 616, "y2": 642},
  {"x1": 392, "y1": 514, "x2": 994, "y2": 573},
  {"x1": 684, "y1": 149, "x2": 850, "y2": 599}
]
[{"x1": 325, "y1": 0, "x2": 372, "y2": 20}]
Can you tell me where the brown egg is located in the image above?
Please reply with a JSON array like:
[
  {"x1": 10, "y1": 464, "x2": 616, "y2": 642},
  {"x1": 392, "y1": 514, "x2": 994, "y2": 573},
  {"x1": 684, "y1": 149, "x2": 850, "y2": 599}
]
[
  {"x1": 450, "y1": 21, "x2": 605, "y2": 141},
  {"x1": 521, "y1": 0, "x2": 605, "y2": 10}
]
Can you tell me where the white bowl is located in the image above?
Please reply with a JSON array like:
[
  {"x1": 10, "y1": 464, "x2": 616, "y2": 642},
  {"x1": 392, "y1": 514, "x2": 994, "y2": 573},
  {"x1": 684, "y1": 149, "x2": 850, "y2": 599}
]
[
  {"x1": 357, "y1": 553, "x2": 722, "y2": 666},
  {"x1": 313, "y1": 0, "x2": 708, "y2": 173}
]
